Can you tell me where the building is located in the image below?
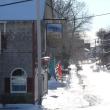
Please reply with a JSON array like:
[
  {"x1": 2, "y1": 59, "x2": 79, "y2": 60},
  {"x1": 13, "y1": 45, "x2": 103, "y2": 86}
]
[
  {"x1": 101, "y1": 32, "x2": 110, "y2": 66},
  {"x1": 0, "y1": 0, "x2": 53, "y2": 104}
]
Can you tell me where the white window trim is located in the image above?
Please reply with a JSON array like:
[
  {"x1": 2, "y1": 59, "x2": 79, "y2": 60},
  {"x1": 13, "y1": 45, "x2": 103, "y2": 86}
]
[{"x1": 10, "y1": 68, "x2": 27, "y2": 93}]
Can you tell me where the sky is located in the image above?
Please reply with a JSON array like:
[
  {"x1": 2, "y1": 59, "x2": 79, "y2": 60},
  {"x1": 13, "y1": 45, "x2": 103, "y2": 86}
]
[
  {"x1": 0, "y1": 0, "x2": 45, "y2": 20},
  {"x1": 83, "y1": 0, "x2": 110, "y2": 42}
]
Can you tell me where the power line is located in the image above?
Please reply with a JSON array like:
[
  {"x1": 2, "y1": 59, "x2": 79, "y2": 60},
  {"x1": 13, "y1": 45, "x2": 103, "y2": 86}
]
[
  {"x1": 75, "y1": 13, "x2": 110, "y2": 20},
  {"x1": 46, "y1": 2, "x2": 110, "y2": 21},
  {"x1": 0, "y1": 0, "x2": 110, "y2": 21},
  {"x1": 0, "y1": 0, "x2": 32, "y2": 7},
  {"x1": 46, "y1": 2, "x2": 110, "y2": 20}
]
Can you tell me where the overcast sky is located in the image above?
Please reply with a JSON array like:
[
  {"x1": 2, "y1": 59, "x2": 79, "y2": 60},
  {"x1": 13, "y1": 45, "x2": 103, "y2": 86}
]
[{"x1": 83, "y1": 0, "x2": 110, "y2": 41}]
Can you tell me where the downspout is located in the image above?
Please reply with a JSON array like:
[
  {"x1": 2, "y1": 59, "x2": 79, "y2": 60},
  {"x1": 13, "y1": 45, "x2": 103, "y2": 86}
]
[{"x1": 32, "y1": 21, "x2": 35, "y2": 103}]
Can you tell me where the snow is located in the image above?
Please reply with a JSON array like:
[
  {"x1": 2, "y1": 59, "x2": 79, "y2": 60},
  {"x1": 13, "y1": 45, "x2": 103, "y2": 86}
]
[{"x1": 1, "y1": 62, "x2": 110, "y2": 110}]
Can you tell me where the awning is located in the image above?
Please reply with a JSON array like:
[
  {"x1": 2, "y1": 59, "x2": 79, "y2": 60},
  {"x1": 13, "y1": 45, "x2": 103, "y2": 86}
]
[{"x1": 0, "y1": 0, "x2": 46, "y2": 20}]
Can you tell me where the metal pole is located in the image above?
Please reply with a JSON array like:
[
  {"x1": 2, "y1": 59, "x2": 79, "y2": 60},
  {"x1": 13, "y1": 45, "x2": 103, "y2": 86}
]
[
  {"x1": 95, "y1": 39, "x2": 97, "y2": 61},
  {"x1": 4, "y1": 22, "x2": 6, "y2": 33},
  {"x1": 44, "y1": 28, "x2": 47, "y2": 53},
  {"x1": 36, "y1": 0, "x2": 42, "y2": 105}
]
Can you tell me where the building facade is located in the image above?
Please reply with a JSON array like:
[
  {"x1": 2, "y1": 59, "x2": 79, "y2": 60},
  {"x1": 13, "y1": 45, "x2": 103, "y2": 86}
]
[
  {"x1": 0, "y1": 0, "x2": 54, "y2": 104},
  {"x1": 0, "y1": 21, "x2": 35, "y2": 103}
]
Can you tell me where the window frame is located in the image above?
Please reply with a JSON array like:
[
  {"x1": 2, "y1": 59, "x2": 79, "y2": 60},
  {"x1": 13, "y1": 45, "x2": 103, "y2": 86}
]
[{"x1": 10, "y1": 68, "x2": 27, "y2": 93}]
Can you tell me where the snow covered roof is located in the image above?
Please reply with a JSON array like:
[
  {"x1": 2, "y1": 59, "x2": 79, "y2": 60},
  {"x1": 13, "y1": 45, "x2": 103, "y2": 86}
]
[{"x1": 0, "y1": 0, "x2": 46, "y2": 20}]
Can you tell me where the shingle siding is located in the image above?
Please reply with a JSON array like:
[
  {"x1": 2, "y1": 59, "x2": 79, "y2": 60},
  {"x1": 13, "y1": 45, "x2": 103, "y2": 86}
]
[{"x1": 0, "y1": 21, "x2": 33, "y2": 95}]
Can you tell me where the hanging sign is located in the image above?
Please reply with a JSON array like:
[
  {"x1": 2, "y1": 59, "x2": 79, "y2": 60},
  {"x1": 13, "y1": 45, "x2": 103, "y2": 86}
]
[
  {"x1": 47, "y1": 23, "x2": 62, "y2": 32},
  {"x1": 47, "y1": 23, "x2": 63, "y2": 39}
]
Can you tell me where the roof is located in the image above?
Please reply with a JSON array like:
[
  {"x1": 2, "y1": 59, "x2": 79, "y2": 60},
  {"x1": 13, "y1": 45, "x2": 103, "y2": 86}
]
[{"x1": 0, "y1": 0, "x2": 46, "y2": 20}]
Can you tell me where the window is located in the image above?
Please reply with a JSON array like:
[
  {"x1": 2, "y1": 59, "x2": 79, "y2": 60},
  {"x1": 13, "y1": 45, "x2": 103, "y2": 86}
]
[
  {"x1": 0, "y1": 32, "x2": 1, "y2": 53},
  {"x1": 11, "y1": 68, "x2": 27, "y2": 93},
  {"x1": 1, "y1": 32, "x2": 7, "y2": 50},
  {"x1": 0, "y1": 32, "x2": 7, "y2": 53}
]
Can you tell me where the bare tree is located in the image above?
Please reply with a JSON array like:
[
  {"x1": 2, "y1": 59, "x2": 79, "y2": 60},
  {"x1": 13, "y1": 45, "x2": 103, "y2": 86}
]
[
  {"x1": 47, "y1": 0, "x2": 92, "y2": 64},
  {"x1": 96, "y1": 28, "x2": 106, "y2": 39},
  {"x1": 96, "y1": 28, "x2": 109, "y2": 66},
  {"x1": 53, "y1": 0, "x2": 92, "y2": 63},
  {"x1": 53, "y1": 0, "x2": 92, "y2": 34}
]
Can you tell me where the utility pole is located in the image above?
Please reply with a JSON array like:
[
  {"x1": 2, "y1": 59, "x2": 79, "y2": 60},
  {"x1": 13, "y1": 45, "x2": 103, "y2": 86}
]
[
  {"x1": 36, "y1": 0, "x2": 42, "y2": 105},
  {"x1": 100, "y1": 34, "x2": 104, "y2": 67},
  {"x1": 95, "y1": 39, "x2": 97, "y2": 61}
]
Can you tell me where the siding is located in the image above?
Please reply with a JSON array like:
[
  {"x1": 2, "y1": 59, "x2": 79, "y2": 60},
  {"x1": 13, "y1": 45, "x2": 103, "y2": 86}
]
[
  {"x1": 27, "y1": 77, "x2": 34, "y2": 93},
  {"x1": 0, "y1": 21, "x2": 33, "y2": 95},
  {"x1": 4, "y1": 78, "x2": 10, "y2": 93}
]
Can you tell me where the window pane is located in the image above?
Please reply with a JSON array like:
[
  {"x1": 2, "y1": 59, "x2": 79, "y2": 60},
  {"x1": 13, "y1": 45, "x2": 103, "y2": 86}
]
[
  {"x1": 12, "y1": 77, "x2": 26, "y2": 85},
  {"x1": 12, "y1": 85, "x2": 26, "y2": 91},
  {"x1": 12, "y1": 69, "x2": 24, "y2": 76}
]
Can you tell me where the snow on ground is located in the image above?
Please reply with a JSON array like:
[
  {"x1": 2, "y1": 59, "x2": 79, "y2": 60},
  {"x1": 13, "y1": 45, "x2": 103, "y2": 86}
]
[
  {"x1": 42, "y1": 63, "x2": 110, "y2": 110},
  {"x1": 1, "y1": 62, "x2": 110, "y2": 110}
]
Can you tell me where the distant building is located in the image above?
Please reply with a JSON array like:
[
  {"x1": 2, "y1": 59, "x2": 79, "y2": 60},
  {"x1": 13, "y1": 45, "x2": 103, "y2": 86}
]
[
  {"x1": 101, "y1": 32, "x2": 110, "y2": 65},
  {"x1": 84, "y1": 43, "x2": 90, "y2": 50}
]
